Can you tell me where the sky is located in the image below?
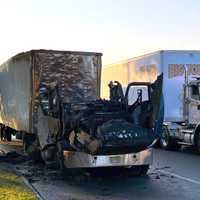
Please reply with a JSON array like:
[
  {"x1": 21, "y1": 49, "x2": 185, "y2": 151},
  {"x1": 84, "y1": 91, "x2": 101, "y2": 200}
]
[{"x1": 0, "y1": 0, "x2": 200, "y2": 65}]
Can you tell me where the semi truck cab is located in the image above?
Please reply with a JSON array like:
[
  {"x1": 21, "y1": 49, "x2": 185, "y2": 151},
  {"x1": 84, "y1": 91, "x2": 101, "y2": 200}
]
[
  {"x1": 186, "y1": 78, "x2": 200, "y2": 124},
  {"x1": 161, "y1": 76, "x2": 200, "y2": 152}
]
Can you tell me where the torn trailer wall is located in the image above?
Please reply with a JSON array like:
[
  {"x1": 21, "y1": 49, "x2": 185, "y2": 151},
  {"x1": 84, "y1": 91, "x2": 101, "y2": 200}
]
[{"x1": 0, "y1": 50, "x2": 102, "y2": 135}]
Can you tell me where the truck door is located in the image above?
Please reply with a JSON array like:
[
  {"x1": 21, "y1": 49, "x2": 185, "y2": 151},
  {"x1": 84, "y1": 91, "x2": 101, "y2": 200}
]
[
  {"x1": 125, "y1": 74, "x2": 163, "y2": 137},
  {"x1": 188, "y1": 82, "x2": 200, "y2": 124},
  {"x1": 126, "y1": 84, "x2": 152, "y2": 128}
]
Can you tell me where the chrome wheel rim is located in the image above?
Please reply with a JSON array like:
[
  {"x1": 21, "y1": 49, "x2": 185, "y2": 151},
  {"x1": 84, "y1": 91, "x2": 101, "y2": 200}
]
[{"x1": 161, "y1": 126, "x2": 169, "y2": 147}]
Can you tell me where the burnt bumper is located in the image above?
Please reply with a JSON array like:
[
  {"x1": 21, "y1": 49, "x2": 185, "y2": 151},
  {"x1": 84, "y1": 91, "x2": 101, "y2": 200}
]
[{"x1": 63, "y1": 148, "x2": 152, "y2": 168}]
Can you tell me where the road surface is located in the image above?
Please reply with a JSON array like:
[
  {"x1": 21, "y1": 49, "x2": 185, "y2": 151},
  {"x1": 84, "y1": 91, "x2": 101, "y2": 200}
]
[{"x1": 0, "y1": 140, "x2": 199, "y2": 200}]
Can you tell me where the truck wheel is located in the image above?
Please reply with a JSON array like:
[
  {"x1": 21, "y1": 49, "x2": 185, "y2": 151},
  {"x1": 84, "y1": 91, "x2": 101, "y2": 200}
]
[
  {"x1": 41, "y1": 145, "x2": 57, "y2": 168},
  {"x1": 160, "y1": 125, "x2": 181, "y2": 151},
  {"x1": 128, "y1": 165, "x2": 149, "y2": 176},
  {"x1": 6, "y1": 131, "x2": 12, "y2": 142},
  {"x1": 41, "y1": 142, "x2": 65, "y2": 170},
  {"x1": 0, "y1": 125, "x2": 3, "y2": 141},
  {"x1": 195, "y1": 131, "x2": 200, "y2": 153},
  {"x1": 137, "y1": 165, "x2": 149, "y2": 176},
  {"x1": 23, "y1": 133, "x2": 41, "y2": 161},
  {"x1": 4, "y1": 127, "x2": 12, "y2": 142},
  {"x1": 23, "y1": 133, "x2": 33, "y2": 152}
]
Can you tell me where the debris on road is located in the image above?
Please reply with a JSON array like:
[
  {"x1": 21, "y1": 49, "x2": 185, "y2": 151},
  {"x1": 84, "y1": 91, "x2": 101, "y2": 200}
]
[{"x1": 0, "y1": 150, "x2": 29, "y2": 164}]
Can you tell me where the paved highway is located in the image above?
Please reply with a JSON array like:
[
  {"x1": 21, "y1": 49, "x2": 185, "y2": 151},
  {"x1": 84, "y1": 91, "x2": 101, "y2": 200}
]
[{"x1": 153, "y1": 148, "x2": 200, "y2": 184}]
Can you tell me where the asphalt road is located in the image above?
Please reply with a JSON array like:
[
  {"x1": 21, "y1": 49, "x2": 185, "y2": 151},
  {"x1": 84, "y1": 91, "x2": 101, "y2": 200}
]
[
  {"x1": 153, "y1": 147, "x2": 200, "y2": 183},
  {"x1": 0, "y1": 140, "x2": 200, "y2": 200}
]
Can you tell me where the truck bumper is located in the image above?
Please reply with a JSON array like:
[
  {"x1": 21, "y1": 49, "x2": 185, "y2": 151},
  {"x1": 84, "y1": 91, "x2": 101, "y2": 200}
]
[{"x1": 63, "y1": 148, "x2": 153, "y2": 168}]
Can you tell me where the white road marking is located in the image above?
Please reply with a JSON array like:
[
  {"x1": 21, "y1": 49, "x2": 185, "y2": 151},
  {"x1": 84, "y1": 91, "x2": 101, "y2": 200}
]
[{"x1": 158, "y1": 169, "x2": 200, "y2": 186}]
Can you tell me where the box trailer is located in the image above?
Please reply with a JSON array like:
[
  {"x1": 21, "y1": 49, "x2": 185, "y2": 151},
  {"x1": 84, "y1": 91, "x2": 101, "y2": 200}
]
[
  {"x1": 102, "y1": 50, "x2": 200, "y2": 152},
  {"x1": 0, "y1": 49, "x2": 162, "y2": 175}
]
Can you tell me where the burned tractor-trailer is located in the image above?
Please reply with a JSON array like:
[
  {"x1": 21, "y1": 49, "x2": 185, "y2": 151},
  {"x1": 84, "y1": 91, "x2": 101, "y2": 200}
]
[{"x1": 0, "y1": 50, "x2": 163, "y2": 175}]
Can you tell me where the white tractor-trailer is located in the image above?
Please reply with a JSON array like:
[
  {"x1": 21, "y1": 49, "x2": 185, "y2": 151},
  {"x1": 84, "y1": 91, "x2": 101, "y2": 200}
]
[{"x1": 102, "y1": 50, "x2": 200, "y2": 152}]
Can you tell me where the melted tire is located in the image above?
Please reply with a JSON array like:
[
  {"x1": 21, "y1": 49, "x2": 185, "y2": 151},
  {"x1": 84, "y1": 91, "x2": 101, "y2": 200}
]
[
  {"x1": 6, "y1": 131, "x2": 12, "y2": 142},
  {"x1": 23, "y1": 134, "x2": 42, "y2": 162}
]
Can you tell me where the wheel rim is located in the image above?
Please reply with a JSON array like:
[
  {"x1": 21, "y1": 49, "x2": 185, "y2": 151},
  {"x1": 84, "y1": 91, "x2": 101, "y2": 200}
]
[{"x1": 161, "y1": 126, "x2": 169, "y2": 147}]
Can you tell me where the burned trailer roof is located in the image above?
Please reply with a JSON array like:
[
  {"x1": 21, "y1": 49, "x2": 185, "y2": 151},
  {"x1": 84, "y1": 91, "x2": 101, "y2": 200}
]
[
  {"x1": 0, "y1": 49, "x2": 102, "y2": 68},
  {"x1": 4, "y1": 49, "x2": 102, "y2": 61},
  {"x1": 32, "y1": 49, "x2": 102, "y2": 102},
  {"x1": 0, "y1": 49, "x2": 102, "y2": 133}
]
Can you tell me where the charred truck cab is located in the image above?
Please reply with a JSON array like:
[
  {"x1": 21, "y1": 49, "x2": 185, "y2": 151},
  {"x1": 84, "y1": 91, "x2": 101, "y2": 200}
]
[
  {"x1": 42, "y1": 79, "x2": 162, "y2": 172},
  {"x1": 0, "y1": 50, "x2": 163, "y2": 175}
]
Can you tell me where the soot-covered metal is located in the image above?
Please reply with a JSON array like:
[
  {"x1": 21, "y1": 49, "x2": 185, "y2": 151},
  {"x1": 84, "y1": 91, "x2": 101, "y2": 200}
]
[{"x1": 41, "y1": 77, "x2": 162, "y2": 155}]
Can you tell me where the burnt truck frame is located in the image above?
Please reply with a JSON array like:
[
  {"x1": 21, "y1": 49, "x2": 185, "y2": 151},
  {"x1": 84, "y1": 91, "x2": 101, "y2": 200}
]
[{"x1": 0, "y1": 50, "x2": 163, "y2": 175}]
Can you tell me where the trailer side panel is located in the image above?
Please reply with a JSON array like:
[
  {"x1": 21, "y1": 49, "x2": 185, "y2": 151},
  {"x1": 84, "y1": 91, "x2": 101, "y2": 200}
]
[
  {"x1": 0, "y1": 54, "x2": 32, "y2": 132},
  {"x1": 31, "y1": 50, "x2": 102, "y2": 146}
]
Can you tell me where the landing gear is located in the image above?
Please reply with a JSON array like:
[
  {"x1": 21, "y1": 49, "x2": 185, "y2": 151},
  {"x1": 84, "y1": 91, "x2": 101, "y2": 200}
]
[{"x1": 160, "y1": 125, "x2": 181, "y2": 151}]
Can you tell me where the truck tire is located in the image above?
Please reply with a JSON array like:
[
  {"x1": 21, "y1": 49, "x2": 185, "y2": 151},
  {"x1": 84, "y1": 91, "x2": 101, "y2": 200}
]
[
  {"x1": 23, "y1": 133, "x2": 33, "y2": 152},
  {"x1": 6, "y1": 131, "x2": 12, "y2": 142},
  {"x1": 4, "y1": 127, "x2": 12, "y2": 142},
  {"x1": 0, "y1": 125, "x2": 4, "y2": 141},
  {"x1": 195, "y1": 131, "x2": 200, "y2": 153},
  {"x1": 41, "y1": 145, "x2": 57, "y2": 167},
  {"x1": 41, "y1": 142, "x2": 65, "y2": 171},
  {"x1": 23, "y1": 133, "x2": 42, "y2": 161},
  {"x1": 160, "y1": 125, "x2": 181, "y2": 151},
  {"x1": 128, "y1": 165, "x2": 149, "y2": 176}
]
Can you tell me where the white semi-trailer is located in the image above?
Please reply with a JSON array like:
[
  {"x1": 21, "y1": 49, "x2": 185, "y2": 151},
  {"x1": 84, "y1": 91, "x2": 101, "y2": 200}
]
[{"x1": 102, "y1": 50, "x2": 200, "y2": 153}]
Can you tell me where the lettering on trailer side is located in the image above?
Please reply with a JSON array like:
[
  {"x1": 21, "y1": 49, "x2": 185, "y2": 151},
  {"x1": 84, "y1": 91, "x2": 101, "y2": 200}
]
[
  {"x1": 168, "y1": 64, "x2": 200, "y2": 78},
  {"x1": 135, "y1": 64, "x2": 157, "y2": 82},
  {"x1": 168, "y1": 64, "x2": 184, "y2": 78},
  {"x1": 187, "y1": 64, "x2": 200, "y2": 76}
]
